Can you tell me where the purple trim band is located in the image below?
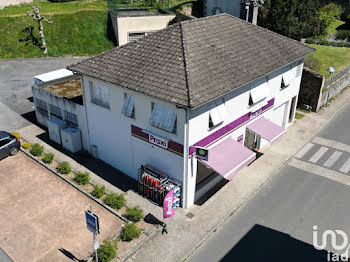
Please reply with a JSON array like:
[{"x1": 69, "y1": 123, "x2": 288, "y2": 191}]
[
  {"x1": 189, "y1": 98, "x2": 275, "y2": 156},
  {"x1": 131, "y1": 125, "x2": 184, "y2": 157}
]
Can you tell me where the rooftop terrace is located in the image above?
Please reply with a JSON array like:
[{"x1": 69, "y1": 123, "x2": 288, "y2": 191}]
[
  {"x1": 108, "y1": 0, "x2": 193, "y2": 17},
  {"x1": 37, "y1": 76, "x2": 83, "y2": 105}
]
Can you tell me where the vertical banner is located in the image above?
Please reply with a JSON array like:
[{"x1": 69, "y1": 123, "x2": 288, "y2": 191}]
[{"x1": 163, "y1": 189, "x2": 175, "y2": 219}]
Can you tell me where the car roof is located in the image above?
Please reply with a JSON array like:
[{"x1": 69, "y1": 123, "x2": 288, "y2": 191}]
[{"x1": 0, "y1": 131, "x2": 10, "y2": 140}]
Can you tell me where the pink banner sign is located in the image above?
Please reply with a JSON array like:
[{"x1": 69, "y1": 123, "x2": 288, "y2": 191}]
[{"x1": 163, "y1": 189, "x2": 175, "y2": 219}]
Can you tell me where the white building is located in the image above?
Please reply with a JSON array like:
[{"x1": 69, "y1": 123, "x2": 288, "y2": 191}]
[
  {"x1": 108, "y1": 0, "x2": 175, "y2": 46},
  {"x1": 68, "y1": 14, "x2": 314, "y2": 209},
  {"x1": 204, "y1": 0, "x2": 264, "y2": 25},
  {"x1": 32, "y1": 70, "x2": 89, "y2": 152}
]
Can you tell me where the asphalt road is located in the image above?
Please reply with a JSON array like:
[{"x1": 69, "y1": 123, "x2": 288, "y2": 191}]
[
  {"x1": 0, "y1": 57, "x2": 84, "y2": 131},
  {"x1": 189, "y1": 102, "x2": 350, "y2": 262}
]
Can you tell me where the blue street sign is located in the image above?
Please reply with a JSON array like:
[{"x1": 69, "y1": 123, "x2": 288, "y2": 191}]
[{"x1": 85, "y1": 210, "x2": 100, "y2": 234}]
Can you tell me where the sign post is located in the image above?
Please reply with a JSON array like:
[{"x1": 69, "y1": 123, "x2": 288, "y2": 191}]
[{"x1": 86, "y1": 205, "x2": 100, "y2": 262}]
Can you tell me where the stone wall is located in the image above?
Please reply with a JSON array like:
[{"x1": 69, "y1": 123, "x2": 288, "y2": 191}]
[
  {"x1": 298, "y1": 68, "x2": 324, "y2": 112},
  {"x1": 299, "y1": 65, "x2": 350, "y2": 111}
]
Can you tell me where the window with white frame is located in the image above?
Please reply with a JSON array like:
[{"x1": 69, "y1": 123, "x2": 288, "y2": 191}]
[
  {"x1": 150, "y1": 103, "x2": 177, "y2": 133},
  {"x1": 281, "y1": 70, "x2": 293, "y2": 90},
  {"x1": 209, "y1": 98, "x2": 226, "y2": 129},
  {"x1": 296, "y1": 63, "x2": 302, "y2": 77},
  {"x1": 64, "y1": 111, "x2": 78, "y2": 127},
  {"x1": 249, "y1": 81, "x2": 269, "y2": 106},
  {"x1": 89, "y1": 81, "x2": 110, "y2": 109},
  {"x1": 121, "y1": 93, "x2": 135, "y2": 118},
  {"x1": 49, "y1": 104, "x2": 62, "y2": 119}
]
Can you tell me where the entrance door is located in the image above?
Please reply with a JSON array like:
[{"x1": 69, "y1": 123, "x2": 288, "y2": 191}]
[
  {"x1": 272, "y1": 102, "x2": 287, "y2": 127},
  {"x1": 244, "y1": 129, "x2": 260, "y2": 151},
  {"x1": 289, "y1": 96, "x2": 297, "y2": 123}
]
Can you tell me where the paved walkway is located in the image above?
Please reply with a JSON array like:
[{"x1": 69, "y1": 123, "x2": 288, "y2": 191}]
[
  {"x1": 16, "y1": 86, "x2": 350, "y2": 262},
  {"x1": 0, "y1": 0, "x2": 32, "y2": 9}
]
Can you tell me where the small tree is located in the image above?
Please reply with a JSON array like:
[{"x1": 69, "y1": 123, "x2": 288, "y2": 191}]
[{"x1": 27, "y1": 6, "x2": 52, "y2": 54}]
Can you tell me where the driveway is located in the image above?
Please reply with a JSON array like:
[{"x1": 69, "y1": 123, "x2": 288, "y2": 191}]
[
  {"x1": 0, "y1": 58, "x2": 84, "y2": 131},
  {"x1": 0, "y1": 152, "x2": 122, "y2": 262}
]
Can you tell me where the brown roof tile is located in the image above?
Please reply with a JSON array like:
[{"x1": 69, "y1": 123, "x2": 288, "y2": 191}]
[{"x1": 68, "y1": 14, "x2": 314, "y2": 108}]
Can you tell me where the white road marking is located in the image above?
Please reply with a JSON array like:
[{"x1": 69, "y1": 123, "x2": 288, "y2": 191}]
[
  {"x1": 340, "y1": 158, "x2": 350, "y2": 174},
  {"x1": 289, "y1": 159, "x2": 350, "y2": 187},
  {"x1": 309, "y1": 146, "x2": 328, "y2": 163},
  {"x1": 295, "y1": 143, "x2": 315, "y2": 159},
  {"x1": 323, "y1": 151, "x2": 343, "y2": 168}
]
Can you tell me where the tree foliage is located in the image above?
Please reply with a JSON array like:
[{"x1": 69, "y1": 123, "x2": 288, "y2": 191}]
[{"x1": 258, "y1": 0, "x2": 341, "y2": 39}]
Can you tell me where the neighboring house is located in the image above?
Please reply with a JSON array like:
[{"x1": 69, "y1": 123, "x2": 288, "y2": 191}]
[
  {"x1": 108, "y1": 0, "x2": 175, "y2": 46},
  {"x1": 68, "y1": 14, "x2": 314, "y2": 209},
  {"x1": 204, "y1": 0, "x2": 263, "y2": 24},
  {"x1": 32, "y1": 70, "x2": 89, "y2": 152}
]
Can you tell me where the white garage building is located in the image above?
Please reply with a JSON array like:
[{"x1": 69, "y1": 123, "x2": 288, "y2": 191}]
[{"x1": 68, "y1": 14, "x2": 314, "y2": 209}]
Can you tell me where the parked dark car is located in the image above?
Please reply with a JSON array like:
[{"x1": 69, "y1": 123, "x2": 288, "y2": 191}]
[{"x1": 0, "y1": 131, "x2": 21, "y2": 160}]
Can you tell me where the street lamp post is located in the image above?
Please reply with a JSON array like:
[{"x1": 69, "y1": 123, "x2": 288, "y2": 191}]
[{"x1": 326, "y1": 67, "x2": 335, "y2": 107}]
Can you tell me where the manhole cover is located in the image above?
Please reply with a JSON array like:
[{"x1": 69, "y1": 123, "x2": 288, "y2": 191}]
[{"x1": 186, "y1": 212, "x2": 194, "y2": 219}]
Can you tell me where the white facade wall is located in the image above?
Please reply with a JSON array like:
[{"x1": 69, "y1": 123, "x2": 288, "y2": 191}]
[
  {"x1": 183, "y1": 60, "x2": 304, "y2": 208},
  {"x1": 81, "y1": 76, "x2": 185, "y2": 182},
  {"x1": 32, "y1": 86, "x2": 89, "y2": 151},
  {"x1": 204, "y1": 0, "x2": 242, "y2": 17},
  {"x1": 115, "y1": 15, "x2": 175, "y2": 46},
  {"x1": 79, "y1": 59, "x2": 304, "y2": 209}
]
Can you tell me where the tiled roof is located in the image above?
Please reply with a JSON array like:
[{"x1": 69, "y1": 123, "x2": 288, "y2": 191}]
[{"x1": 68, "y1": 14, "x2": 314, "y2": 108}]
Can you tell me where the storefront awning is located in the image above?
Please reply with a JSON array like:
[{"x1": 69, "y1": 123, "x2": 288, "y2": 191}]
[
  {"x1": 247, "y1": 117, "x2": 286, "y2": 143},
  {"x1": 201, "y1": 138, "x2": 256, "y2": 180}
]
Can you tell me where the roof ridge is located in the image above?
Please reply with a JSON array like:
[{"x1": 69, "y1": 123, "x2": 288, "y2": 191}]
[
  {"x1": 179, "y1": 22, "x2": 192, "y2": 108},
  {"x1": 223, "y1": 13, "x2": 316, "y2": 52}
]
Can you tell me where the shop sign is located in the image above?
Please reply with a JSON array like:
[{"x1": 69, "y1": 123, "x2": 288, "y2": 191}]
[
  {"x1": 195, "y1": 147, "x2": 209, "y2": 161},
  {"x1": 149, "y1": 133, "x2": 168, "y2": 149},
  {"x1": 249, "y1": 108, "x2": 263, "y2": 120}
]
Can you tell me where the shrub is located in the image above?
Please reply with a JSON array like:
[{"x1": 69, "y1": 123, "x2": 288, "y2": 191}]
[
  {"x1": 42, "y1": 153, "x2": 54, "y2": 164},
  {"x1": 103, "y1": 193, "x2": 126, "y2": 210},
  {"x1": 305, "y1": 37, "x2": 315, "y2": 44},
  {"x1": 22, "y1": 142, "x2": 31, "y2": 149},
  {"x1": 30, "y1": 143, "x2": 44, "y2": 156},
  {"x1": 92, "y1": 185, "x2": 106, "y2": 199},
  {"x1": 336, "y1": 30, "x2": 350, "y2": 40},
  {"x1": 126, "y1": 206, "x2": 144, "y2": 222},
  {"x1": 74, "y1": 171, "x2": 90, "y2": 185},
  {"x1": 56, "y1": 161, "x2": 71, "y2": 174},
  {"x1": 120, "y1": 223, "x2": 141, "y2": 242},
  {"x1": 96, "y1": 240, "x2": 116, "y2": 262},
  {"x1": 11, "y1": 132, "x2": 20, "y2": 139}
]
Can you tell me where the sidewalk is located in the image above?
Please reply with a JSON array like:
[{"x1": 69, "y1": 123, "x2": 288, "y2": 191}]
[
  {"x1": 127, "y1": 87, "x2": 350, "y2": 262},
  {"x1": 16, "y1": 86, "x2": 350, "y2": 262}
]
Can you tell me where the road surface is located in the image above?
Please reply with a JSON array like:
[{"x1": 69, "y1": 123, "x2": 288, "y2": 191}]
[{"x1": 189, "y1": 101, "x2": 350, "y2": 262}]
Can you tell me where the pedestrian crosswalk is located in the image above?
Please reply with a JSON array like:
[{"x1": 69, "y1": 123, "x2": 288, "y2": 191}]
[{"x1": 295, "y1": 140, "x2": 350, "y2": 175}]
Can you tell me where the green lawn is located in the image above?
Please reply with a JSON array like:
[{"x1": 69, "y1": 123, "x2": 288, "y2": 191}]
[
  {"x1": 295, "y1": 113, "x2": 305, "y2": 120},
  {"x1": 307, "y1": 44, "x2": 350, "y2": 78},
  {"x1": 0, "y1": 10, "x2": 116, "y2": 58}
]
